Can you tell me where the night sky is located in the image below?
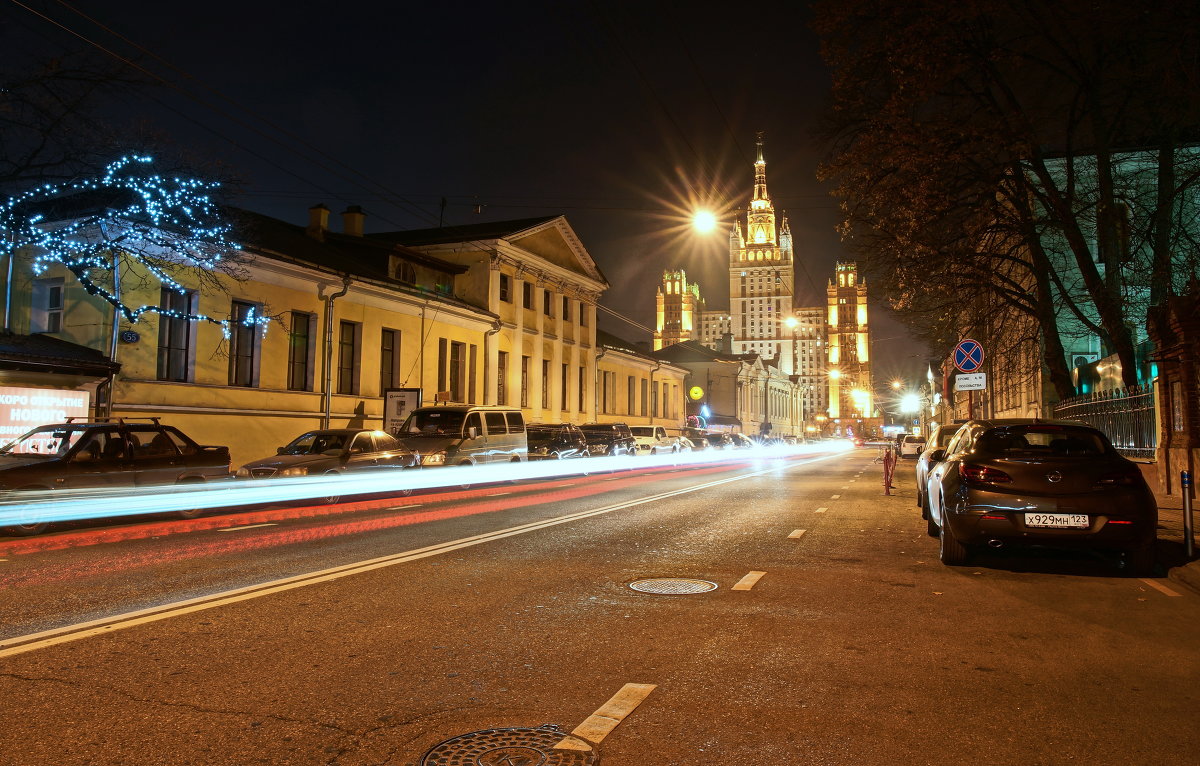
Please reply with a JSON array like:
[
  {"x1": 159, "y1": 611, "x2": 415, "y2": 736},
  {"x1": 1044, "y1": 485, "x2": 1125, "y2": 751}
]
[{"x1": 6, "y1": 0, "x2": 926, "y2": 387}]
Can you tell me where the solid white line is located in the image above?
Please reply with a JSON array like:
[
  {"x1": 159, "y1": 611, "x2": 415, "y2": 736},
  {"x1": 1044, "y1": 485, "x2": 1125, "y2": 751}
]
[
  {"x1": 557, "y1": 683, "x2": 657, "y2": 748},
  {"x1": 0, "y1": 453, "x2": 842, "y2": 659},
  {"x1": 732, "y1": 571, "x2": 766, "y2": 591},
  {"x1": 217, "y1": 523, "x2": 278, "y2": 532},
  {"x1": 788, "y1": 529, "x2": 807, "y2": 539},
  {"x1": 1140, "y1": 578, "x2": 1182, "y2": 597}
]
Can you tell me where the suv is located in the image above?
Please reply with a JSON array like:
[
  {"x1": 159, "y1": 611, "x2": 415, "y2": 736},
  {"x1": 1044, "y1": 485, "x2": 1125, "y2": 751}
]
[
  {"x1": 0, "y1": 417, "x2": 231, "y2": 535},
  {"x1": 396, "y1": 405, "x2": 527, "y2": 466},
  {"x1": 578, "y1": 422, "x2": 637, "y2": 457},
  {"x1": 629, "y1": 425, "x2": 678, "y2": 454}
]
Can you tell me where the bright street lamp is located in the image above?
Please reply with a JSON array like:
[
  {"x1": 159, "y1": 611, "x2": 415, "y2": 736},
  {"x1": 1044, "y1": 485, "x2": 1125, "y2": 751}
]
[{"x1": 692, "y1": 210, "x2": 718, "y2": 234}]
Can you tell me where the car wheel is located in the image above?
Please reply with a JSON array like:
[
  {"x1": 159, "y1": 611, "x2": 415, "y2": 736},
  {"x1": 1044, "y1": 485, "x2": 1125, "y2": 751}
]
[
  {"x1": 4, "y1": 487, "x2": 51, "y2": 536},
  {"x1": 926, "y1": 515, "x2": 940, "y2": 538},
  {"x1": 457, "y1": 460, "x2": 473, "y2": 490},
  {"x1": 175, "y1": 478, "x2": 207, "y2": 519},
  {"x1": 918, "y1": 488, "x2": 928, "y2": 519},
  {"x1": 939, "y1": 517, "x2": 970, "y2": 566},
  {"x1": 322, "y1": 470, "x2": 342, "y2": 505},
  {"x1": 1125, "y1": 536, "x2": 1156, "y2": 577}
]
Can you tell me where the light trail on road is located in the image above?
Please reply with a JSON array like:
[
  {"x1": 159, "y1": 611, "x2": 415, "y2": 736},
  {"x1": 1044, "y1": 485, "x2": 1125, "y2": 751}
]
[{"x1": 0, "y1": 441, "x2": 852, "y2": 531}]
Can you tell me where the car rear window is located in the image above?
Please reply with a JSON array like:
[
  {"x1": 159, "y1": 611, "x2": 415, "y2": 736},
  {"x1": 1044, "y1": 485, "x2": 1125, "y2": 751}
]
[{"x1": 978, "y1": 426, "x2": 1107, "y2": 457}]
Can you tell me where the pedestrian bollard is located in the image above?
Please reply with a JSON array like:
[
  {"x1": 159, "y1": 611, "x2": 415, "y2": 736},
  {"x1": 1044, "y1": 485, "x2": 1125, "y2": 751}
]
[
  {"x1": 1184, "y1": 471, "x2": 1195, "y2": 560},
  {"x1": 882, "y1": 446, "x2": 895, "y2": 495}
]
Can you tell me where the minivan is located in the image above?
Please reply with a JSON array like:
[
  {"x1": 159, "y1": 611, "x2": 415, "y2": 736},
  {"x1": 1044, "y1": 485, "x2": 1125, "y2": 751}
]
[{"x1": 395, "y1": 405, "x2": 527, "y2": 467}]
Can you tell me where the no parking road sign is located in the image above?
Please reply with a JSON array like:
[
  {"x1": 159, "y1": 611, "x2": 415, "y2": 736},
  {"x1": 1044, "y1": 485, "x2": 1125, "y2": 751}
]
[{"x1": 953, "y1": 339, "x2": 985, "y2": 373}]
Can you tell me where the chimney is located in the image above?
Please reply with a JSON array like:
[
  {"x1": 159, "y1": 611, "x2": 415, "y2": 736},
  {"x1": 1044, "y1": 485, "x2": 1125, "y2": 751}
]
[
  {"x1": 307, "y1": 204, "x2": 330, "y2": 241},
  {"x1": 341, "y1": 205, "x2": 365, "y2": 237}
]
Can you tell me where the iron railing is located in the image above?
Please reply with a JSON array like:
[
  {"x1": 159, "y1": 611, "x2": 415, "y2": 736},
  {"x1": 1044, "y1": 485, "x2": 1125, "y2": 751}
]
[{"x1": 1052, "y1": 384, "x2": 1157, "y2": 458}]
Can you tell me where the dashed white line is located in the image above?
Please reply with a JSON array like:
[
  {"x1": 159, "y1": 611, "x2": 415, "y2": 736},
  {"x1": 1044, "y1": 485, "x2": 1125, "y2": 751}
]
[
  {"x1": 556, "y1": 683, "x2": 657, "y2": 750},
  {"x1": 732, "y1": 571, "x2": 766, "y2": 591},
  {"x1": 217, "y1": 523, "x2": 278, "y2": 532},
  {"x1": 830, "y1": 494, "x2": 841, "y2": 499},
  {"x1": 788, "y1": 529, "x2": 807, "y2": 539},
  {"x1": 815, "y1": 507, "x2": 827, "y2": 513},
  {"x1": 841, "y1": 485, "x2": 850, "y2": 489},
  {"x1": 1140, "y1": 579, "x2": 1182, "y2": 597}
]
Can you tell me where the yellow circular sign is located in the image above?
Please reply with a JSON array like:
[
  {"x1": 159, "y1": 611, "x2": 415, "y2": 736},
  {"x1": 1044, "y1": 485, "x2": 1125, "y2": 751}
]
[{"x1": 688, "y1": 386, "x2": 704, "y2": 401}]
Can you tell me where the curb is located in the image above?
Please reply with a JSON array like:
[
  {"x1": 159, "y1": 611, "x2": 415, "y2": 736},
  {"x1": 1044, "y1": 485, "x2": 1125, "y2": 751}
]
[{"x1": 1168, "y1": 559, "x2": 1200, "y2": 595}]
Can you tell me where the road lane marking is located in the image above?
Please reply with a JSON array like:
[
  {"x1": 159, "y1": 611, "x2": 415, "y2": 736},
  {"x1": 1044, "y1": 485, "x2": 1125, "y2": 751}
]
[
  {"x1": 732, "y1": 571, "x2": 766, "y2": 590},
  {"x1": 556, "y1": 683, "x2": 657, "y2": 749},
  {"x1": 788, "y1": 529, "x2": 807, "y2": 539},
  {"x1": 490, "y1": 492, "x2": 512, "y2": 497},
  {"x1": 830, "y1": 494, "x2": 841, "y2": 499},
  {"x1": 841, "y1": 485, "x2": 849, "y2": 489},
  {"x1": 1140, "y1": 579, "x2": 1182, "y2": 597},
  {"x1": 815, "y1": 507, "x2": 827, "y2": 513},
  {"x1": 217, "y1": 523, "x2": 278, "y2": 532},
  {"x1": 0, "y1": 453, "x2": 844, "y2": 659}
]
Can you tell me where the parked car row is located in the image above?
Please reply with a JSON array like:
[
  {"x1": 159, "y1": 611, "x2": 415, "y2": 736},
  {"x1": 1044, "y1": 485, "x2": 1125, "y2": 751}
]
[{"x1": 915, "y1": 418, "x2": 1157, "y2": 575}]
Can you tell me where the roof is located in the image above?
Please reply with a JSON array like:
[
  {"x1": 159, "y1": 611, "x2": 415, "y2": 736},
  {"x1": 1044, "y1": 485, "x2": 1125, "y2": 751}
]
[
  {"x1": 370, "y1": 216, "x2": 561, "y2": 247},
  {"x1": 651, "y1": 340, "x2": 744, "y2": 364},
  {"x1": 0, "y1": 333, "x2": 121, "y2": 376},
  {"x1": 228, "y1": 208, "x2": 468, "y2": 281}
]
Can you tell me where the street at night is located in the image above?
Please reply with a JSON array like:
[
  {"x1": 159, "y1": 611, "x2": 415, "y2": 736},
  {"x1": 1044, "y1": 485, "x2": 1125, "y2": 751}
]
[{"x1": 3, "y1": 448, "x2": 1197, "y2": 765}]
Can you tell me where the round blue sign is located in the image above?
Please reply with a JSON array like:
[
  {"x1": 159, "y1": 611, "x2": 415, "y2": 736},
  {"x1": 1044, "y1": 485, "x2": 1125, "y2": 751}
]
[{"x1": 953, "y1": 339, "x2": 984, "y2": 373}]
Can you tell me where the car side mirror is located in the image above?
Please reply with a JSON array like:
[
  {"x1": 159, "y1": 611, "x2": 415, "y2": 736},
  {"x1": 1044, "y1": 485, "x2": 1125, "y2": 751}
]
[
  {"x1": 467, "y1": 426, "x2": 478, "y2": 439},
  {"x1": 277, "y1": 447, "x2": 287, "y2": 455},
  {"x1": 929, "y1": 449, "x2": 946, "y2": 463}
]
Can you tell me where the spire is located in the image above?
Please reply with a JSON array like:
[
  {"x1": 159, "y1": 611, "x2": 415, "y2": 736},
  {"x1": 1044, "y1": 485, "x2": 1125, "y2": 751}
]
[
  {"x1": 747, "y1": 131, "x2": 776, "y2": 245},
  {"x1": 753, "y1": 131, "x2": 769, "y2": 204}
]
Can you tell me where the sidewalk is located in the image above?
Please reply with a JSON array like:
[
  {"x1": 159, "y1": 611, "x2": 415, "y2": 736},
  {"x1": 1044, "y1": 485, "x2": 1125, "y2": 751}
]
[{"x1": 1135, "y1": 462, "x2": 1200, "y2": 592}]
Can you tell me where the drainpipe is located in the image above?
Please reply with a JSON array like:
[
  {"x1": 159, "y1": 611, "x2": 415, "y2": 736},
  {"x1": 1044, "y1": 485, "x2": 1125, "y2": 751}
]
[
  {"x1": 98, "y1": 222, "x2": 122, "y2": 362},
  {"x1": 483, "y1": 319, "x2": 501, "y2": 404},
  {"x1": 322, "y1": 276, "x2": 351, "y2": 428}
]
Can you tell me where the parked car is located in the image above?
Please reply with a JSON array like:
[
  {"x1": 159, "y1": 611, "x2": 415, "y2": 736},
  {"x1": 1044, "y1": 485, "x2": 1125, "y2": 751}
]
[
  {"x1": 730, "y1": 433, "x2": 757, "y2": 449},
  {"x1": 236, "y1": 429, "x2": 418, "y2": 503},
  {"x1": 578, "y1": 422, "x2": 637, "y2": 457},
  {"x1": 899, "y1": 434, "x2": 926, "y2": 458},
  {"x1": 526, "y1": 424, "x2": 589, "y2": 460},
  {"x1": 925, "y1": 419, "x2": 1157, "y2": 573},
  {"x1": 701, "y1": 432, "x2": 736, "y2": 451},
  {"x1": 396, "y1": 405, "x2": 527, "y2": 467},
  {"x1": 0, "y1": 417, "x2": 230, "y2": 536},
  {"x1": 916, "y1": 423, "x2": 966, "y2": 517},
  {"x1": 629, "y1": 425, "x2": 679, "y2": 454}
]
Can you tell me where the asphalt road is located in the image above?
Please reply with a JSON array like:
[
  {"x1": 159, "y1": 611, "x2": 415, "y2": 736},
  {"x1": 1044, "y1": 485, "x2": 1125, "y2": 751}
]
[{"x1": 1, "y1": 448, "x2": 1197, "y2": 765}]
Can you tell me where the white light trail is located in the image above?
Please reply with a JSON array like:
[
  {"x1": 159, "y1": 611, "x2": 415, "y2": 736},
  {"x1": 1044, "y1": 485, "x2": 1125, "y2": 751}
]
[{"x1": 0, "y1": 441, "x2": 852, "y2": 530}]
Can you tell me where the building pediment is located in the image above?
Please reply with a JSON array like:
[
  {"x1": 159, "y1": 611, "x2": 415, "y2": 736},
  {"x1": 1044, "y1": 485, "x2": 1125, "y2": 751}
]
[{"x1": 506, "y1": 217, "x2": 607, "y2": 286}]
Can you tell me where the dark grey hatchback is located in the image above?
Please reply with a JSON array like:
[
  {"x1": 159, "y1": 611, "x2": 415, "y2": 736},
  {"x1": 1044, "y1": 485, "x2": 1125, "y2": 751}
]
[
  {"x1": 236, "y1": 429, "x2": 418, "y2": 503},
  {"x1": 925, "y1": 419, "x2": 1157, "y2": 573}
]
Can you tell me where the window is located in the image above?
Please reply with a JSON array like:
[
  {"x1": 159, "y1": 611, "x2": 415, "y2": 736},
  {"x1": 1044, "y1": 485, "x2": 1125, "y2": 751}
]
[
  {"x1": 337, "y1": 320, "x2": 360, "y2": 395},
  {"x1": 542, "y1": 360, "x2": 550, "y2": 408},
  {"x1": 500, "y1": 273, "x2": 512, "y2": 303},
  {"x1": 543, "y1": 290, "x2": 553, "y2": 316},
  {"x1": 485, "y1": 411, "x2": 506, "y2": 435},
  {"x1": 641, "y1": 378, "x2": 648, "y2": 417},
  {"x1": 579, "y1": 366, "x2": 586, "y2": 412},
  {"x1": 468, "y1": 344, "x2": 477, "y2": 403},
  {"x1": 396, "y1": 261, "x2": 416, "y2": 284},
  {"x1": 287, "y1": 311, "x2": 314, "y2": 391},
  {"x1": 523, "y1": 282, "x2": 533, "y2": 310},
  {"x1": 562, "y1": 296, "x2": 571, "y2": 322},
  {"x1": 561, "y1": 362, "x2": 568, "y2": 410},
  {"x1": 449, "y1": 341, "x2": 466, "y2": 402},
  {"x1": 497, "y1": 351, "x2": 509, "y2": 405},
  {"x1": 380, "y1": 329, "x2": 400, "y2": 392},
  {"x1": 580, "y1": 303, "x2": 588, "y2": 326},
  {"x1": 627, "y1": 376, "x2": 636, "y2": 415},
  {"x1": 229, "y1": 300, "x2": 260, "y2": 387},
  {"x1": 158, "y1": 288, "x2": 195, "y2": 382},
  {"x1": 521, "y1": 356, "x2": 530, "y2": 407},
  {"x1": 506, "y1": 411, "x2": 526, "y2": 434},
  {"x1": 31, "y1": 277, "x2": 65, "y2": 333}
]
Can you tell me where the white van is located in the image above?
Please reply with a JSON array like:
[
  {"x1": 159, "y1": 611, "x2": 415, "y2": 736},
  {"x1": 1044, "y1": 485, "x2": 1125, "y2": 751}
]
[
  {"x1": 396, "y1": 405, "x2": 527, "y2": 466},
  {"x1": 630, "y1": 425, "x2": 680, "y2": 454}
]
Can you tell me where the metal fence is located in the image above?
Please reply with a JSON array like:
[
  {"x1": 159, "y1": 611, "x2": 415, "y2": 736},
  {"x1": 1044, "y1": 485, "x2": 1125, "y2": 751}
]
[{"x1": 1052, "y1": 384, "x2": 1157, "y2": 458}]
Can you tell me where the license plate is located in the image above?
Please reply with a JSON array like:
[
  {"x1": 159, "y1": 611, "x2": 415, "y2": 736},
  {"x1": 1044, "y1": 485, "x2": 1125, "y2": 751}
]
[{"x1": 1025, "y1": 513, "x2": 1088, "y2": 529}]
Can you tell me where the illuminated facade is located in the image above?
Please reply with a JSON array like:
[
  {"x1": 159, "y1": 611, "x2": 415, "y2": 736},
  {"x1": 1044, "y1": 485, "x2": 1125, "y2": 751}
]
[
  {"x1": 826, "y1": 262, "x2": 872, "y2": 423},
  {"x1": 654, "y1": 269, "x2": 705, "y2": 350}
]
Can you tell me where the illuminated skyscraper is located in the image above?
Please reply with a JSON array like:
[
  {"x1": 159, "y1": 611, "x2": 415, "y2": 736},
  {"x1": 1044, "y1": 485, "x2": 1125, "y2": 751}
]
[
  {"x1": 654, "y1": 269, "x2": 705, "y2": 350},
  {"x1": 826, "y1": 262, "x2": 872, "y2": 423}
]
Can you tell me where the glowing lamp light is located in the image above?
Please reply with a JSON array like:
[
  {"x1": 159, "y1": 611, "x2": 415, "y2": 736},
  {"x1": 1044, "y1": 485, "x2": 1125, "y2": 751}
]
[
  {"x1": 900, "y1": 393, "x2": 921, "y2": 413},
  {"x1": 828, "y1": 369, "x2": 842, "y2": 380},
  {"x1": 692, "y1": 210, "x2": 718, "y2": 234}
]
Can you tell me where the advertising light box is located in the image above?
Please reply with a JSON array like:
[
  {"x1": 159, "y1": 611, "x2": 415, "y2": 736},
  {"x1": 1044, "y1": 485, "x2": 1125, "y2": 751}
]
[{"x1": 0, "y1": 386, "x2": 92, "y2": 446}]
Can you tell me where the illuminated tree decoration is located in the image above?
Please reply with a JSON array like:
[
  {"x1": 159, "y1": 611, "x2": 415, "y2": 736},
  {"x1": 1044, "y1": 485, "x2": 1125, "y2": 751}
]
[{"x1": 0, "y1": 155, "x2": 268, "y2": 336}]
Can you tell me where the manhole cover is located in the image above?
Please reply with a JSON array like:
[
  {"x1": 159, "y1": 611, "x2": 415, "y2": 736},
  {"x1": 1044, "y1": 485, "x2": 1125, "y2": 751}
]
[
  {"x1": 629, "y1": 578, "x2": 718, "y2": 594},
  {"x1": 420, "y1": 724, "x2": 598, "y2": 765}
]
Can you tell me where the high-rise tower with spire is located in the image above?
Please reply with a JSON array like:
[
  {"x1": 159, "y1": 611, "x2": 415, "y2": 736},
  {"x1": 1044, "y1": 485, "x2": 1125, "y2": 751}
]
[{"x1": 724, "y1": 133, "x2": 798, "y2": 371}]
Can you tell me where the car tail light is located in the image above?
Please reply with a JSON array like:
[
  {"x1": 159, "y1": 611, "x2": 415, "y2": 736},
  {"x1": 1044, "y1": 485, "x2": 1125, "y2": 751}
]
[
  {"x1": 960, "y1": 463, "x2": 1012, "y2": 484},
  {"x1": 1095, "y1": 468, "x2": 1143, "y2": 487},
  {"x1": 1107, "y1": 519, "x2": 1134, "y2": 525}
]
